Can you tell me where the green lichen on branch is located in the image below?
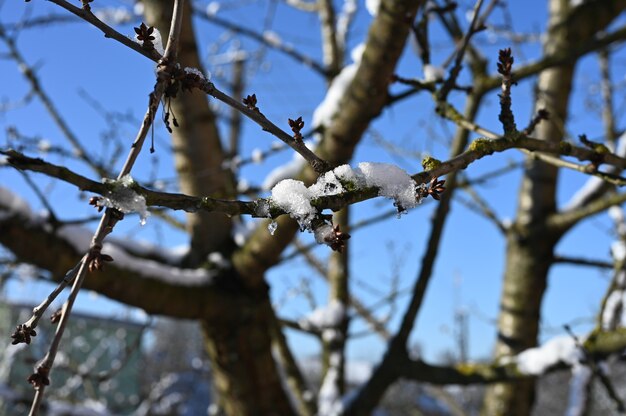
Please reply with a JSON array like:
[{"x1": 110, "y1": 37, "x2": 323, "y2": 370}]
[
  {"x1": 468, "y1": 138, "x2": 496, "y2": 155},
  {"x1": 559, "y1": 141, "x2": 573, "y2": 155},
  {"x1": 421, "y1": 156, "x2": 442, "y2": 171}
]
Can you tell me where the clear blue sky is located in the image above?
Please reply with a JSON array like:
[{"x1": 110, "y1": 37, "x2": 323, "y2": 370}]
[{"x1": 1, "y1": 0, "x2": 624, "y2": 365}]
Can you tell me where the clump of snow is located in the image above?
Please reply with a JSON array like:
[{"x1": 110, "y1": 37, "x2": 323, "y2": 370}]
[
  {"x1": 208, "y1": 252, "x2": 230, "y2": 269},
  {"x1": 184, "y1": 66, "x2": 208, "y2": 80},
  {"x1": 263, "y1": 31, "x2": 282, "y2": 47},
  {"x1": 365, "y1": 0, "x2": 380, "y2": 16},
  {"x1": 299, "y1": 300, "x2": 346, "y2": 331},
  {"x1": 269, "y1": 163, "x2": 420, "y2": 231},
  {"x1": 318, "y1": 351, "x2": 344, "y2": 416},
  {"x1": 611, "y1": 239, "x2": 626, "y2": 262},
  {"x1": 336, "y1": 0, "x2": 357, "y2": 49},
  {"x1": 206, "y1": 1, "x2": 220, "y2": 15},
  {"x1": 95, "y1": 7, "x2": 134, "y2": 25},
  {"x1": 37, "y1": 139, "x2": 52, "y2": 153},
  {"x1": 237, "y1": 179, "x2": 250, "y2": 193},
  {"x1": 565, "y1": 364, "x2": 592, "y2": 416},
  {"x1": 100, "y1": 175, "x2": 150, "y2": 225},
  {"x1": 602, "y1": 289, "x2": 626, "y2": 330},
  {"x1": 271, "y1": 179, "x2": 316, "y2": 228},
  {"x1": 423, "y1": 64, "x2": 445, "y2": 82},
  {"x1": 309, "y1": 170, "x2": 346, "y2": 196},
  {"x1": 312, "y1": 43, "x2": 365, "y2": 130},
  {"x1": 515, "y1": 336, "x2": 582, "y2": 375},
  {"x1": 354, "y1": 162, "x2": 419, "y2": 211},
  {"x1": 251, "y1": 148, "x2": 264, "y2": 164}
]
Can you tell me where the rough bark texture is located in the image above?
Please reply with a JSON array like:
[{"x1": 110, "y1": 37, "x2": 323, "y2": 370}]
[
  {"x1": 481, "y1": 1, "x2": 626, "y2": 414},
  {"x1": 142, "y1": 2, "x2": 293, "y2": 414},
  {"x1": 143, "y1": 0, "x2": 235, "y2": 265}
]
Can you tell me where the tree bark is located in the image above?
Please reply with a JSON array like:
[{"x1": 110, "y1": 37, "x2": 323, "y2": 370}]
[
  {"x1": 481, "y1": 1, "x2": 626, "y2": 414},
  {"x1": 142, "y1": 0, "x2": 235, "y2": 265}
]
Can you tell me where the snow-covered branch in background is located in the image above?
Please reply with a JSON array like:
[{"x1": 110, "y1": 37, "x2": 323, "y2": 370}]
[
  {"x1": 0, "y1": 186, "x2": 215, "y2": 287},
  {"x1": 312, "y1": 43, "x2": 365, "y2": 131},
  {"x1": 513, "y1": 336, "x2": 583, "y2": 376},
  {"x1": 564, "y1": 131, "x2": 626, "y2": 211}
]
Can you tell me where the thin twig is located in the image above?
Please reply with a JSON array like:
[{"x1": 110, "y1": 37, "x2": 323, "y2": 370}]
[{"x1": 22, "y1": 1, "x2": 187, "y2": 413}]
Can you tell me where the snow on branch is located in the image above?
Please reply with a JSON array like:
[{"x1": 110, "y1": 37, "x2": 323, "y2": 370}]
[
  {"x1": 96, "y1": 175, "x2": 150, "y2": 225},
  {"x1": 0, "y1": 186, "x2": 214, "y2": 287},
  {"x1": 513, "y1": 336, "x2": 583, "y2": 375}
]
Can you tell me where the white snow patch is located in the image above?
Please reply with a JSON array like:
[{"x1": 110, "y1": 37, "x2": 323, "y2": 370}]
[
  {"x1": 38, "y1": 139, "x2": 52, "y2": 153},
  {"x1": 515, "y1": 336, "x2": 582, "y2": 375},
  {"x1": 365, "y1": 0, "x2": 380, "y2": 16},
  {"x1": 206, "y1": 1, "x2": 220, "y2": 15},
  {"x1": 251, "y1": 148, "x2": 264, "y2": 164},
  {"x1": 317, "y1": 351, "x2": 343, "y2": 416},
  {"x1": 423, "y1": 64, "x2": 445, "y2": 82},
  {"x1": 565, "y1": 364, "x2": 592, "y2": 416},
  {"x1": 263, "y1": 31, "x2": 282, "y2": 47},
  {"x1": 612, "y1": 241, "x2": 626, "y2": 262},
  {"x1": 54, "y1": 224, "x2": 214, "y2": 286},
  {"x1": 312, "y1": 43, "x2": 365, "y2": 130},
  {"x1": 0, "y1": 186, "x2": 33, "y2": 220},
  {"x1": 95, "y1": 7, "x2": 134, "y2": 25},
  {"x1": 271, "y1": 179, "x2": 316, "y2": 227},
  {"x1": 100, "y1": 175, "x2": 150, "y2": 225},
  {"x1": 184, "y1": 66, "x2": 208, "y2": 80},
  {"x1": 299, "y1": 300, "x2": 346, "y2": 331},
  {"x1": 602, "y1": 290, "x2": 626, "y2": 330},
  {"x1": 565, "y1": 132, "x2": 626, "y2": 210},
  {"x1": 208, "y1": 252, "x2": 230, "y2": 269},
  {"x1": 355, "y1": 162, "x2": 419, "y2": 210},
  {"x1": 269, "y1": 163, "x2": 420, "y2": 229}
]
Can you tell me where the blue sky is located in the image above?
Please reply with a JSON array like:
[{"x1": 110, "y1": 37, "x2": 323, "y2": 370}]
[{"x1": 1, "y1": 0, "x2": 625, "y2": 365}]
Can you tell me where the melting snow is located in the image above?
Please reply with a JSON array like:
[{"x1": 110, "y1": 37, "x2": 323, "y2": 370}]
[
  {"x1": 184, "y1": 66, "x2": 208, "y2": 80},
  {"x1": 100, "y1": 175, "x2": 150, "y2": 225},
  {"x1": 269, "y1": 163, "x2": 420, "y2": 230}
]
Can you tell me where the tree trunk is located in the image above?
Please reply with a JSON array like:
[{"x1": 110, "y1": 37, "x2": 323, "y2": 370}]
[
  {"x1": 142, "y1": 0, "x2": 235, "y2": 265},
  {"x1": 201, "y1": 284, "x2": 296, "y2": 416},
  {"x1": 482, "y1": 1, "x2": 574, "y2": 414}
]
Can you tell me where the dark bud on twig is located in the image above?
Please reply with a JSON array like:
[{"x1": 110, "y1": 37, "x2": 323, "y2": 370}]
[
  {"x1": 81, "y1": 0, "x2": 93, "y2": 10},
  {"x1": 87, "y1": 247, "x2": 114, "y2": 273},
  {"x1": 418, "y1": 177, "x2": 446, "y2": 201},
  {"x1": 288, "y1": 117, "x2": 305, "y2": 141},
  {"x1": 325, "y1": 225, "x2": 351, "y2": 253},
  {"x1": 11, "y1": 324, "x2": 37, "y2": 345},
  {"x1": 497, "y1": 48, "x2": 514, "y2": 77},
  {"x1": 243, "y1": 94, "x2": 259, "y2": 112},
  {"x1": 134, "y1": 23, "x2": 156, "y2": 51},
  {"x1": 27, "y1": 367, "x2": 50, "y2": 389},
  {"x1": 88, "y1": 196, "x2": 104, "y2": 212},
  {"x1": 50, "y1": 308, "x2": 63, "y2": 324}
]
